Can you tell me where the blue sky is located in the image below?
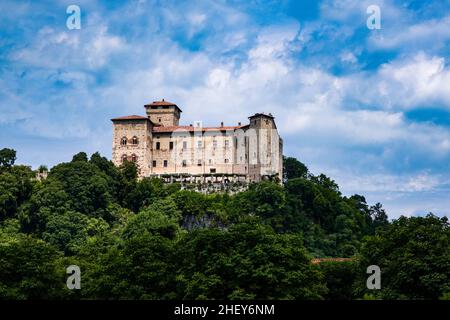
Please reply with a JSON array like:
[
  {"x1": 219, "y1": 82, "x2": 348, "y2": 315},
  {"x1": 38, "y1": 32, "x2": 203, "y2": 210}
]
[{"x1": 1, "y1": 0, "x2": 449, "y2": 218}]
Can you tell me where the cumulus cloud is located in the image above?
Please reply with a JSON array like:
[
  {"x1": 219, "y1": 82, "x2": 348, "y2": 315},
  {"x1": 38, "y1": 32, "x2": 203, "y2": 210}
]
[
  {"x1": 1, "y1": 0, "x2": 450, "y2": 217},
  {"x1": 368, "y1": 15, "x2": 450, "y2": 50}
]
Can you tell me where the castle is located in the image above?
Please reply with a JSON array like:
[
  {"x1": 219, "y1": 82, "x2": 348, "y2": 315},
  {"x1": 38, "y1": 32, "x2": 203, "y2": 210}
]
[{"x1": 111, "y1": 100, "x2": 283, "y2": 184}]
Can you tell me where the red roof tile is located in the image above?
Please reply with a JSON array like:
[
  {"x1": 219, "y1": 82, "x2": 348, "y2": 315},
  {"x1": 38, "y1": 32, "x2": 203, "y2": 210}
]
[
  {"x1": 111, "y1": 115, "x2": 149, "y2": 121},
  {"x1": 145, "y1": 100, "x2": 178, "y2": 106},
  {"x1": 152, "y1": 125, "x2": 245, "y2": 133}
]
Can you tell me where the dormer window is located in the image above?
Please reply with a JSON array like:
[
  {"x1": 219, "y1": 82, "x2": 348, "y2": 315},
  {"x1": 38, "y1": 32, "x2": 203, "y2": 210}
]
[{"x1": 121, "y1": 137, "x2": 127, "y2": 145}]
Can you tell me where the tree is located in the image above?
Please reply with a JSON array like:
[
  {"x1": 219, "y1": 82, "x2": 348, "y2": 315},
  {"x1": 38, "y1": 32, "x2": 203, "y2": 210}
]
[
  {"x1": 0, "y1": 228, "x2": 64, "y2": 299},
  {"x1": 123, "y1": 199, "x2": 182, "y2": 240},
  {"x1": 319, "y1": 261, "x2": 358, "y2": 300},
  {"x1": 42, "y1": 210, "x2": 109, "y2": 255},
  {"x1": 72, "y1": 152, "x2": 88, "y2": 162},
  {"x1": 0, "y1": 165, "x2": 34, "y2": 221},
  {"x1": 48, "y1": 160, "x2": 115, "y2": 220},
  {"x1": 177, "y1": 219, "x2": 327, "y2": 299},
  {"x1": 283, "y1": 156, "x2": 308, "y2": 181},
  {"x1": 0, "y1": 148, "x2": 16, "y2": 168},
  {"x1": 369, "y1": 202, "x2": 389, "y2": 233},
  {"x1": 356, "y1": 214, "x2": 450, "y2": 299}
]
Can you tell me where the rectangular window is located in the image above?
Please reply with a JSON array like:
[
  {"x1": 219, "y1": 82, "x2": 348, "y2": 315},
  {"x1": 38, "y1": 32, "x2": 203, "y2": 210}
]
[
  {"x1": 197, "y1": 160, "x2": 202, "y2": 166},
  {"x1": 225, "y1": 140, "x2": 229, "y2": 148},
  {"x1": 152, "y1": 160, "x2": 157, "y2": 167},
  {"x1": 183, "y1": 141, "x2": 187, "y2": 149},
  {"x1": 197, "y1": 141, "x2": 202, "y2": 149},
  {"x1": 213, "y1": 140, "x2": 217, "y2": 148},
  {"x1": 169, "y1": 141, "x2": 174, "y2": 150},
  {"x1": 156, "y1": 142, "x2": 160, "y2": 150},
  {"x1": 182, "y1": 160, "x2": 187, "y2": 167},
  {"x1": 163, "y1": 160, "x2": 168, "y2": 167},
  {"x1": 225, "y1": 159, "x2": 229, "y2": 163},
  {"x1": 210, "y1": 168, "x2": 216, "y2": 173}
]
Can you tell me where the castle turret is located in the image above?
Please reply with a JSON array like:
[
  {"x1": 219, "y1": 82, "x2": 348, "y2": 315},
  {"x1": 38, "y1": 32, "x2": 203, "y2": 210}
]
[
  {"x1": 144, "y1": 99, "x2": 182, "y2": 126},
  {"x1": 248, "y1": 113, "x2": 282, "y2": 181}
]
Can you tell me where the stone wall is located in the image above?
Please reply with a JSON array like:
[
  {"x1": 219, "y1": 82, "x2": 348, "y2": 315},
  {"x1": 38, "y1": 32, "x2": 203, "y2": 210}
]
[{"x1": 112, "y1": 119, "x2": 152, "y2": 176}]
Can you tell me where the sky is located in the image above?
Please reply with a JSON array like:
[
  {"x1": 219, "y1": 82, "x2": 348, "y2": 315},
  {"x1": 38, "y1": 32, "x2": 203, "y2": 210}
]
[{"x1": 1, "y1": 0, "x2": 449, "y2": 219}]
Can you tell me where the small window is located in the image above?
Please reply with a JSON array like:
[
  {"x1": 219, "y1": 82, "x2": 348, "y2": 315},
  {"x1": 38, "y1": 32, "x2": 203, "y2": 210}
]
[
  {"x1": 197, "y1": 160, "x2": 202, "y2": 166},
  {"x1": 132, "y1": 136, "x2": 138, "y2": 145},
  {"x1": 131, "y1": 154, "x2": 137, "y2": 163},
  {"x1": 224, "y1": 159, "x2": 229, "y2": 164},
  {"x1": 182, "y1": 160, "x2": 187, "y2": 167},
  {"x1": 163, "y1": 160, "x2": 168, "y2": 167},
  {"x1": 156, "y1": 142, "x2": 160, "y2": 150},
  {"x1": 121, "y1": 137, "x2": 127, "y2": 146},
  {"x1": 121, "y1": 155, "x2": 127, "y2": 163},
  {"x1": 208, "y1": 159, "x2": 212, "y2": 164},
  {"x1": 210, "y1": 168, "x2": 216, "y2": 173},
  {"x1": 158, "y1": 118, "x2": 161, "y2": 122},
  {"x1": 197, "y1": 141, "x2": 202, "y2": 149},
  {"x1": 225, "y1": 140, "x2": 229, "y2": 148},
  {"x1": 213, "y1": 140, "x2": 217, "y2": 148},
  {"x1": 183, "y1": 141, "x2": 187, "y2": 149},
  {"x1": 169, "y1": 141, "x2": 174, "y2": 150},
  {"x1": 152, "y1": 160, "x2": 157, "y2": 167}
]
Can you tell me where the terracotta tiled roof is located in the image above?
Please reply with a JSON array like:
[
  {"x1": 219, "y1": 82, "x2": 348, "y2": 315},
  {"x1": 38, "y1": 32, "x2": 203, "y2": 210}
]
[
  {"x1": 111, "y1": 115, "x2": 149, "y2": 121},
  {"x1": 145, "y1": 100, "x2": 178, "y2": 106},
  {"x1": 152, "y1": 125, "x2": 245, "y2": 133},
  {"x1": 144, "y1": 99, "x2": 183, "y2": 113}
]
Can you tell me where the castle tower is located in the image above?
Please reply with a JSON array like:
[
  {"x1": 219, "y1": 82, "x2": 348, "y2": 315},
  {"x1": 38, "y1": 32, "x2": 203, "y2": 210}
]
[
  {"x1": 111, "y1": 115, "x2": 153, "y2": 176},
  {"x1": 248, "y1": 113, "x2": 282, "y2": 182},
  {"x1": 144, "y1": 99, "x2": 182, "y2": 126}
]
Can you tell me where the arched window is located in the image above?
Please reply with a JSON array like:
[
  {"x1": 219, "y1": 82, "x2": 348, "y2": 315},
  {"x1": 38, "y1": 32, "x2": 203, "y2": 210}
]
[
  {"x1": 121, "y1": 137, "x2": 127, "y2": 146},
  {"x1": 132, "y1": 136, "x2": 138, "y2": 145},
  {"x1": 131, "y1": 154, "x2": 137, "y2": 163},
  {"x1": 121, "y1": 154, "x2": 127, "y2": 163}
]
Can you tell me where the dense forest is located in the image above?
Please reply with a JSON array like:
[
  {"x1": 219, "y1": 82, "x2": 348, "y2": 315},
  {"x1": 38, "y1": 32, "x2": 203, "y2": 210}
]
[{"x1": 0, "y1": 148, "x2": 449, "y2": 300}]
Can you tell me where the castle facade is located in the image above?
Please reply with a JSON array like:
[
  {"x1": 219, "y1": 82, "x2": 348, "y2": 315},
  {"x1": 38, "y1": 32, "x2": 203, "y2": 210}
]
[{"x1": 111, "y1": 100, "x2": 283, "y2": 183}]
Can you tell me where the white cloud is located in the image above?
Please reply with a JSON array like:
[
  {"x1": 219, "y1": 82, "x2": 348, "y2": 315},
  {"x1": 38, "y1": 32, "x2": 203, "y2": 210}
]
[
  {"x1": 368, "y1": 15, "x2": 450, "y2": 50},
  {"x1": 2, "y1": 0, "x2": 450, "y2": 218},
  {"x1": 342, "y1": 53, "x2": 450, "y2": 110}
]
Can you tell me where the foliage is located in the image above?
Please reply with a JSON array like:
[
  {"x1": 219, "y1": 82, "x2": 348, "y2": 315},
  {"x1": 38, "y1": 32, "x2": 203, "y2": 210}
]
[
  {"x1": 355, "y1": 214, "x2": 450, "y2": 299},
  {"x1": 0, "y1": 148, "x2": 17, "y2": 168},
  {"x1": 0, "y1": 148, "x2": 448, "y2": 300}
]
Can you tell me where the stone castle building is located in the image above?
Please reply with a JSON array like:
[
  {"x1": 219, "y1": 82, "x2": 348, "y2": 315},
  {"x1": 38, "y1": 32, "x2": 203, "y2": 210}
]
[{"x1": 111, "y1": 100, "x2": 283, "y2": 183}]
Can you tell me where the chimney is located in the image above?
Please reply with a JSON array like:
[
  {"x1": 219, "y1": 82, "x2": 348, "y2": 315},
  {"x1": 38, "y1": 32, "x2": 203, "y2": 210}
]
[
  {"x1": 220, "y1": 122, "x2": 224, "y2": 127},
  {"x1": 238, "y1": 122, "x2": 241, "y2": 126}
]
